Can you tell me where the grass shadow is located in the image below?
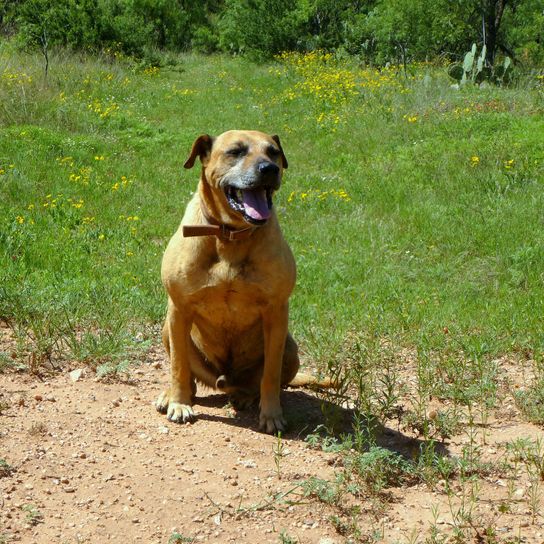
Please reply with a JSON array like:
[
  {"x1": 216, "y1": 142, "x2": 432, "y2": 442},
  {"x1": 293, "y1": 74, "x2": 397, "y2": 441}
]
[{"x1": 194, "y1": 388, "x2": 451, "y2": 460}]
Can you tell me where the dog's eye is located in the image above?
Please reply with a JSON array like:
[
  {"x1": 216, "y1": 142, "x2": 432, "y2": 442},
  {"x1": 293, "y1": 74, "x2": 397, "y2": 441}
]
[
  {"x1": 226, "y1": 147, "x2": 247, "y2": 157},
  {"x1": 267, "y1": 146, "x2": 281, "y2": 158}
]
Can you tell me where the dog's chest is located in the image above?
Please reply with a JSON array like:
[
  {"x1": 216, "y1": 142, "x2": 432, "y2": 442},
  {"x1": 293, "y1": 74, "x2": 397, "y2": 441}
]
[{"x1": 193, "y1": 259, "x2": 267, "y2": 327}]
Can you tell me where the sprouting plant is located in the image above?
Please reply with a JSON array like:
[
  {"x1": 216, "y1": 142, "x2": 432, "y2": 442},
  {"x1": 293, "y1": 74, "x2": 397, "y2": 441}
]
[
  {"x1": 96, "y1": 359, "x2": 132, "y2": 381},
  {"x1": 0, "y1": 458, "x2": 15, "y2": 477},
  {"x1": 168, "y1": 533, "x2": 195, "y2": 544},
  {"x1": 278, "y1": 530, "x2": 299, "y2": 544},
  {"x1": 273, "y1": 431, "x2": 289, "y2": 479},
  {"x1": 22, "y1": 504, "x2": 44, "y2": 526}
]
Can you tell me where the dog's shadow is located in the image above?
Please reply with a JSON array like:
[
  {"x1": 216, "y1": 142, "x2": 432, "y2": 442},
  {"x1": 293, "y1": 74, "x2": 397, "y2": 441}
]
[{"x1": 194, "y1": 388, "x2": 451, "y2": 458}]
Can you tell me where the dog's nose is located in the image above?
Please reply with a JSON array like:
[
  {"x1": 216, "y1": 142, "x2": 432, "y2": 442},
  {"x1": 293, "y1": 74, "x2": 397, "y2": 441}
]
[{"x1": 258, "y1": 161, "x2": 279, "y2": 176}]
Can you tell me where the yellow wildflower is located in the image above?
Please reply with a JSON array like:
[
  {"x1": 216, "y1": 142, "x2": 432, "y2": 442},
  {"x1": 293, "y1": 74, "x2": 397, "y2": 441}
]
[{"x1": 504, "y1": 159, "x2": 515, "y2": 170}]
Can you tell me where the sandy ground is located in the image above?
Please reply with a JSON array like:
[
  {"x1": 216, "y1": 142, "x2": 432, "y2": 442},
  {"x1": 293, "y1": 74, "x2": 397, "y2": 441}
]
[{"x1": 1, "y1": 329, "x2": 544, "y2": 543}]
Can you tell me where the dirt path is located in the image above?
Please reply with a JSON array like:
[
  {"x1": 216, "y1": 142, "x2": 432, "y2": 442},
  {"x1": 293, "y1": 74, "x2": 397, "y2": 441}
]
[{"x1": 1, "y1": 342, "x2": 544, "y2": 543}]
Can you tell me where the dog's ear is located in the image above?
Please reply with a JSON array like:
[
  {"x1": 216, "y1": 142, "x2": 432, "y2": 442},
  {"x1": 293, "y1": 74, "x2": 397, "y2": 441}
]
[
  {"x1": 271, "y1": 135, "x2": 288, "y2": 169},
  {"x1": 184, "y1": 134, "x2": 214, "y2": 169}
]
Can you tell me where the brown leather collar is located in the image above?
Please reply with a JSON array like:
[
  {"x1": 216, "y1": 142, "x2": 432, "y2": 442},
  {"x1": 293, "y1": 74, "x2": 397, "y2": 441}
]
[
  {"x1": 182, "y1": 223, "x2": 256, "y2": 241},
  {"x1": 182, "y1": 201, "x2": 258, "y2": 242}
]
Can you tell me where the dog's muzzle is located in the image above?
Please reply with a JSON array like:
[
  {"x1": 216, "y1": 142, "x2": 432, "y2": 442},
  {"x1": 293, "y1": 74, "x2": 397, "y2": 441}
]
[{"x1": 224, "y1": 161, "x2": 281, "y2": 225}]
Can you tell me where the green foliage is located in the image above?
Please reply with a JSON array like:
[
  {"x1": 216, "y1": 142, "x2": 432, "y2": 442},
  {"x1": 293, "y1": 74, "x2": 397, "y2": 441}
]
[
  {"x1": 503, "y1": 0, "x2": 544, "y2": 64},
  {"x1": 349, "y1": 447, "x2": 416, "y2": 493},
  {"x1": 218, "y1": 0, "x2": 307, "y2": 59},
  {"x1": 3, "y1": 0, "x2": 543, "y2": 65},
  {"x1": 22, "y1": 504, "x2": 44, "y2": 526},
  {"x1": 515, "y1": 358, "x2": 544, "y2": 425},
  {"x1": 5, "y1": 0, "x2": 211, "y2": 57},
  {"x1": 302, "y1": 475, "x2": 345, "y2": 505},
  {"x1": 278, "y1": 531, "x2": 299, "y2": 544},
  {"x1": 168, "y1": 533, "x2": 195, "y2": 544},
  {"x1": 14, "y1": 0, "x2": 101, "y2": 50},
  {"x1": 96, "y1": 359, "x2": 134, "y2": 380},
  {"x1": 0, "y1": 458, "x2": 15, "y2": 477}
]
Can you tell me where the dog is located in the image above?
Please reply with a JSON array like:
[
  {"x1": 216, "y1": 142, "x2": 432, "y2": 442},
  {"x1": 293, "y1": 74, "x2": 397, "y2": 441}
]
[{"x1": 156, "y1": 130, "x2": 304, "y2": 433}]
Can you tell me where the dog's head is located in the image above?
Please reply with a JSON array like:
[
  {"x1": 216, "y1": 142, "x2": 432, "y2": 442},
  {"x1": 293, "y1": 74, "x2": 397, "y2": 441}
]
[{"x1": 184, "y1": 130, "x2": 288, "y2": 226}]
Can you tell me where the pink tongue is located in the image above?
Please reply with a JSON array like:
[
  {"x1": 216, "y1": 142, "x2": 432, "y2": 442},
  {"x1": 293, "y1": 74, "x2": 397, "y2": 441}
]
[{"x1": 241, "y1": 189, "x2": 270, "y2": 221}]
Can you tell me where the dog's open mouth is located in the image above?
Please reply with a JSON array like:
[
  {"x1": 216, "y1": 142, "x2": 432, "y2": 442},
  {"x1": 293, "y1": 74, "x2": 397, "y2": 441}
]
[{"x1": 225, "y1": 186, "x2": 273, "y2": 225}]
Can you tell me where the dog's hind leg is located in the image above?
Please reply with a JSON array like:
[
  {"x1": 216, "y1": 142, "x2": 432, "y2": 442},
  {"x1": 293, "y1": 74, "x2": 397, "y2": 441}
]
[{"x1": 281, "y1": 333, "x2": 300, "y2": 386}]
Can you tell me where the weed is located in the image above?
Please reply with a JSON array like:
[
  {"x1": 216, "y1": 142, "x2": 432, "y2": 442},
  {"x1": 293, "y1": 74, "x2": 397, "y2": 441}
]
[
  {"x1": 305, "y1": 425, "x2": 347, "y2": 453},
  {"x1": 301, "y1": 475, "x2": 344, "y2": 505},
  {"x1": 0, "y1": 351, "x2": 15, "y2": 372},
  {"x1": 168, "y1": 533, "x2": 194, "y2": 544},
  {"x1": 28, "y1": 422, "x2": 48, "y2": 436},
  {"x1": 506, "y1": 437, "x2": 544, "y2": 481},
  {"x1": 96, "y1": 359, "x2": 133, "y2": 381},
  {"x1": 347, "y1": 446, "x2": 416, "y2": 495},
  {"x1": 0, "y1": 399, "x2": 10, "y2": 415},
  {"x1": 0, "y1": 459, "x2": 15, "y2": 477},
  {"x1": 272, "y1": 432, "x2": 289, "y2": 479},
  {"x1": 515, "y1": 357, "x2": 544, "y2": 425},
  {"x1": 22, "y1": 504, "x2": 43, "y2": 526},
  {"x1": 278, "y1": 531, "x2": 299, "y2": 544}
]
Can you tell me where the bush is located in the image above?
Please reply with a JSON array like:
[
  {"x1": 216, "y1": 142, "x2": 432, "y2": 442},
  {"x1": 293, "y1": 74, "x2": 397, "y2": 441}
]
[
  {"x1": 218, "y1": 0, "x2": 308, "y2": 59},
  {"x1": 5, "y1": 0, "x2": 208, "y2": 57}
]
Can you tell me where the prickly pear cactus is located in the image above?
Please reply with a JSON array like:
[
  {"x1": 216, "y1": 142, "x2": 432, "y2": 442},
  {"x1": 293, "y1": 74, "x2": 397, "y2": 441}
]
[{"x1": 447, "y1": 43, "x2": 512, "y2": 87}]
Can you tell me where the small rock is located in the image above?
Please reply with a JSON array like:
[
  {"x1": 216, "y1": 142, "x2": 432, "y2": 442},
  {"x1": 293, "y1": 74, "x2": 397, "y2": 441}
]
[
  {"x1": 34, "y1": 394, "x2": 43, "y2": 402},
  {"x1": 64, "y1": 487, "x2": 76, "y2": 493},
  {"x1": 319, "y1": 539, "x2": 336, "y2": 544},
  {"x1": 70, "y1": 369, "x2": 84, "y2": 382}
]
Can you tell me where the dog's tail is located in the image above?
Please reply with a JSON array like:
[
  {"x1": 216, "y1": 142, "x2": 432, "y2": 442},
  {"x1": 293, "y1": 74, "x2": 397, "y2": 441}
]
[{"x1": 287, "y1": 372, "x2": 336, "y2": 390}]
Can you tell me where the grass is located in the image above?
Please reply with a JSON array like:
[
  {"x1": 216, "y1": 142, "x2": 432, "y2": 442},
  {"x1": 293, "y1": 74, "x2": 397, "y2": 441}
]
[{"x1": 1, "y1": 44, "x2": 542, "y2": 372}]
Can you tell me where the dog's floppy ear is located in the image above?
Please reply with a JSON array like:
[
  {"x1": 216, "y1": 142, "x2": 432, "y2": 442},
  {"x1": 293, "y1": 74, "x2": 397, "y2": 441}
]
[
  {"x1": 271, "y1": 135, "x2": 288, "y2": 169},
  {"x1": 184, "y1": 134, "x2": 214, "y2": 169}
]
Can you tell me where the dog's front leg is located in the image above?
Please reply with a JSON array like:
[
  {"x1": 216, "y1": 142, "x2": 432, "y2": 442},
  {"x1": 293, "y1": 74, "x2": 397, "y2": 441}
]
[
  {"x1": 156, "y1": 304, "x2": 196, "y2": 423},
  {"x1": 259, "y1": 303, "x2": 289, "y2": 434}
]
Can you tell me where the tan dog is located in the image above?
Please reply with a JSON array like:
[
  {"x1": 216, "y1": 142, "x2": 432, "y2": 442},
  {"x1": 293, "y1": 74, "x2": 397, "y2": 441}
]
[{"x1": 156, "y1": 130, "x2": 301, "y2": 433}]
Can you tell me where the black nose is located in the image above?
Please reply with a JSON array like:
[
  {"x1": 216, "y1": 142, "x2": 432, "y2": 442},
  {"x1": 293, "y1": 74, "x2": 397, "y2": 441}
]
[{"x1": 258, "y1": 161, "x2": 279, "y2": 175}]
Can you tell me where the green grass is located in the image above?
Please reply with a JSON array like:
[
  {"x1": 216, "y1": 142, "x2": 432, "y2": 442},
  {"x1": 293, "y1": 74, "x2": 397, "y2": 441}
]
[{"x1": 0, "y1": 44, "x2": 543, "y2": 383}]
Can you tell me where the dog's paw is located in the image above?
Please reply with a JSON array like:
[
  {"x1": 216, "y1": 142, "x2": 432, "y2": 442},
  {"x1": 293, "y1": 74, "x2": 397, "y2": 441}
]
[
  {"x1": 259, "y1": 408, "x2": 286, "y2": 434},
  {"x1": 155, "y1": 391, "x2": 195, "y2": 424},
  {"x1": 155, "y1": 390, "x2": 170, "y2": 414},
  {"x1": 166, "y1": 402, "x2": 195, "y2": 423}
]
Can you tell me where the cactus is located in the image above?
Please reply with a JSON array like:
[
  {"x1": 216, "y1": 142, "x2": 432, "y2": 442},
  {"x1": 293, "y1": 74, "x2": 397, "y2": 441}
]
[{"x1": 448, "y1": 43, "x2": 512, "y2": 87}]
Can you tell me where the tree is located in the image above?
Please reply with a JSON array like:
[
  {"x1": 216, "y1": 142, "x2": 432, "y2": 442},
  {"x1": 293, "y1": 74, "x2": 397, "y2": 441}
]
[{"x1": 480, "y1": 0, "x2": 520, "y2": 64}]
